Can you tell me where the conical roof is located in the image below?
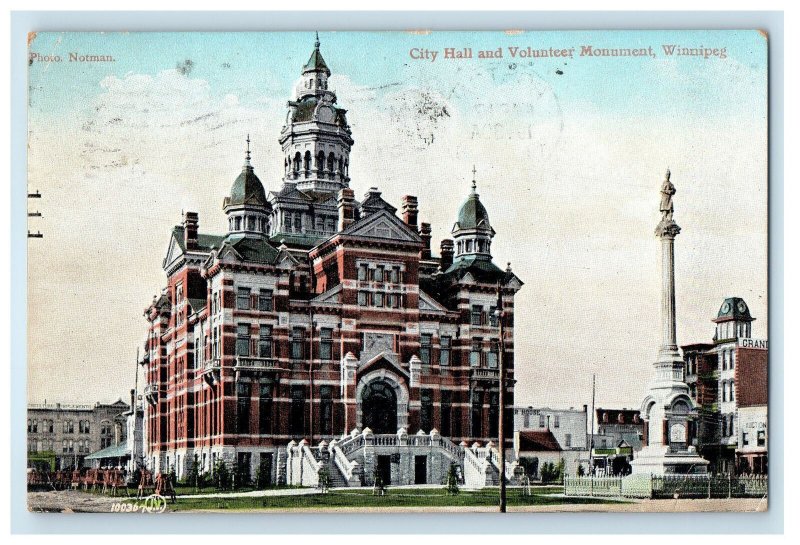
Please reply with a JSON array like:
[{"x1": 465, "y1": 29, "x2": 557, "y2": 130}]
[{"x1": 303, "y1": 34, "x2": 330, "y2": 75}]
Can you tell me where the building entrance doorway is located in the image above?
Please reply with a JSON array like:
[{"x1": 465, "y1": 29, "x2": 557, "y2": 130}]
[
  {"x1": 414, "y1": 455, "x2": 428, "y2": 484},
  {"x1": 361, "y1": 380, "x2": 398, "y2": 434},
  {"x1": 376, "y1": 455, "x2": 392, "y2": 485}
]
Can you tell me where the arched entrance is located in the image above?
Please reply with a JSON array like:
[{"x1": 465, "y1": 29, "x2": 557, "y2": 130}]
[{"x1": 361, "y1": 380, "x2": 398, "y2": 434}]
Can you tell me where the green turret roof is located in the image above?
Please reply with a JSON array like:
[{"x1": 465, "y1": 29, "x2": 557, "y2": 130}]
[
  {"x1": 714, "y1": 297, "x2": 754, "y2": 323},
  {"x1": 225, "y1": 164, "x2": 267, "y2": 208},
  {"x1": 454, "y1": 184, "x2": 492, "y2": 232},
  {"x1": 303, "y1": 35, "x2": 330, "y2": 75}
]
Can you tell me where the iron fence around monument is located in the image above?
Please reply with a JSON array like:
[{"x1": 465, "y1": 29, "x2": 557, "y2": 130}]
[
  {"x1": 564, "y1": 474, "x2": 767, "y2": 499},
  {"x1": 651, "y1": 474, "x2": 768, "y2": 499}
]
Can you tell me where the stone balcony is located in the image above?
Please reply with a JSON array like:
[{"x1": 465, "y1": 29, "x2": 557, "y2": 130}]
[
  {"x1": 233, "y1": 356, "x2": 281, "y2": 377},
  {"x1": 143, "y1": 383, "x2": 159, "y2": 405},
  {"x1": 471, "y1": 368, "x2": 500, "y2": 381}
]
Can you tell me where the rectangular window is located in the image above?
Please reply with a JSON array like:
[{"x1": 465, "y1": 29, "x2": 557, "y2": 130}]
[
  {"x1": 236, "y1": 323, "x2": 251, "y2": 357},
  {"x1": 420, "y1": 334, "x2": 432, "y2": 365},
  {"x1": 488, "y1": 392, "x2": 499, "y2": 438},
  {"x1": 290, "y1": 385, "x2": 306, "y2": 436},
  {"x1": 258, "y1": 382, "x2": 273, "y2": 435},
  {"x1": 730, "y1": 350, "x2": 735, "y2": 370},
  {"x1": 237, "y1": 287, "x2": 251, "y2": 310},
  {"x1": 358, "y1": 291, "x2": 368, "y2": 306},
  {"x1": 554, "y1": 415, "x2": 560, "y2": 428},
  {"x1": 471, "y1": 390, "x2": 483, "y2": 438},
  {"x1": 291, "y1": 327, "x2": 305, "y2": 360},
  {"x1": 373, "y1": 266, "x2": 384, "y2": 282},
  {"x1": 283, "y1": 214, "x2": 292, "y2": 233},
  {"x1": 320, "y1": 386, "x2": 333, "y2": 435},
  {"x1": 757, "y1": 430, "x2": 765, "y2": 447},
  {"x1": 440, "y1": 336, "x2": 451, "y2": 366},
  {"x1": 258, "y1": 325, "x2": 273, "y2": 358},
  {"x1": 387, "y1": 293, "x2": 396, "y2": 308},
  {"x1": 539, "y1": 414, "x2": 545, "y2": 428},
  {"x1": 471, "y1": 305, "x2": 483, "y2": 326},
  {"x1": 742, "y1": 432, "x2": 749, "y2": 446},
  {"x1": 319, "y1": 328, "x2": 333, "y2": 360},
  {"x1": 358, "y1": 264, "x2": 368, "y2": 281},
  {"x1": 421, "y1": 389, "x2": 433, "y2": 432},
  {"x1": 487, "y1": 339, "x2": 499, "y2": 368},
  {"x1": 372, "y1": 292, "x2": 384, "y2": 307},
  {"x1": 441, "y1": 391, "x2": 452, "y2": 437},
  {"x1": 258, "y1": 290, "x2": 273, "y2": 312},
  {"x1": 470, "y1": 338, "x2": 482, "y2": 367},
  {"x1": 237, "y1": 382, "x2": 250, "y2": 434},
  {"x1": 391, "y1": 267, "x2": 400, "y2": 284},
  {"x1": 489, "y1": 306, "x2": 498, "y2": 327}
]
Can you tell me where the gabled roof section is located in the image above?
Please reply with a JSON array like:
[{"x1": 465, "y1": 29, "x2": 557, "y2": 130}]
[
  {"x1": 360, "y1": 188, "x2": 397, "y2": 217},
  {"x1": 442, "y1": 255, "x2": 521, "y2": 286},
  {"x1": 270, "y1": 183, "x2": 315, "y2": 202},
  {"x1": 341, "y1": 208, "x2": 422, "y2": 244},
  {"x1": 419, "y1": 289, "x2": 448, "y2": 313},
  {"x1": 221, "y1": 236, "x2": 280, "y2": 265},
  {"x1": 169, "y1": 226, "x2": 225, "y2": 254},
  {"x1": 518, "y1": 430, "x2": 562, "y2": 453},
  {"x1": 311, "y1": 284, "x2": 342, "y2": 305}
]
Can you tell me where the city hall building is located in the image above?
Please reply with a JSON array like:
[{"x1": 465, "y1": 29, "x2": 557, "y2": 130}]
[{"x1": 140, "y1": 37, "x2": 523, "y2": 487}]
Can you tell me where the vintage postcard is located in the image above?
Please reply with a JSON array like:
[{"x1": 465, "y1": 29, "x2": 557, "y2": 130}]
[{"x1": 26, "y1": 30, "x2": 768, "y2": 514}]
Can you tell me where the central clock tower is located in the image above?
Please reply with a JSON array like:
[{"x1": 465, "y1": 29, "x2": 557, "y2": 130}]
[{"x1": 278, "y1": 33, "x2": 354, "y2": 195}]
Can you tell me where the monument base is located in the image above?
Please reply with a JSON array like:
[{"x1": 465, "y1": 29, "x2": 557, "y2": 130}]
[{"x1": 630, "y1": 444, "x2": 709, "y2": 476}]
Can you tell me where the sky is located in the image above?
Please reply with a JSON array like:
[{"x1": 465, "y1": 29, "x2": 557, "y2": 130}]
[{"x1": 26, "y1": 30, "x2": 768, "y2": 411}]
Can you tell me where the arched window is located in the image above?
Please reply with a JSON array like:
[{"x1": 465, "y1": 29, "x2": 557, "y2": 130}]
[
  {"x1": 316, "y1": 151, "x2": 325, "y2": 172},
  {"x1": 293, "y1": 152, "x2": 301, "y2": 174},
  {"x1": 729, "y1": 381, "x2": 735, "y2": 402},
  {"x1": 338, "y1": 157, "x2": 343, "y2": 174},
  {"x1": 303, "y1": 151, "x2": 311, "y2": 172},
  {"x1": 327, "y1": 152, "x2": 335, "y2": 173}
]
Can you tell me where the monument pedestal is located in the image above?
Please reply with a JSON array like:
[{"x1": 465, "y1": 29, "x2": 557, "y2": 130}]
[{"x1": 630, "y1": 444, "x2": 708, "y2": 475}]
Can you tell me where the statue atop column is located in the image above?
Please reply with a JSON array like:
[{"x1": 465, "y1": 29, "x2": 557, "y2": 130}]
[{"x1": 655, "y1": 169, "x2": 681, "y2": 237}]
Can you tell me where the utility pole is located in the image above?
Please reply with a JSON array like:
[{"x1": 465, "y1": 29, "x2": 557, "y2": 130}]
[
  {"x1": 590, "y1": 374, "x2": 596, "y2": 496},
  {"x1": 496, "y1": 283, "x2": 507, "y2": 513},
  {"x1": 308, "y1": 308, "x2": 315, "y2": 444}
]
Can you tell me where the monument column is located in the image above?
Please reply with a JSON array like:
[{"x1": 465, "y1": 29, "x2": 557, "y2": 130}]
[{"x1": 628, "y1": 169, "x2": 708, "y2": 477}]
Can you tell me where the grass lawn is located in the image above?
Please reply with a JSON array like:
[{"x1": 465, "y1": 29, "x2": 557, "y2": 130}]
[{"x1": 160, "y1": 486, "x2": 624, "y2": 511}]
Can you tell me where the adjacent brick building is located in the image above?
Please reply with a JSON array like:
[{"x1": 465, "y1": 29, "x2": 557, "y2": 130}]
[
  {"x1": 681, "y1": 297, "x2": 768, "y2": 474},
  {"x1": 27, "y1": 399, "x2": 129, "y2": 470},
  {"x1": 140, "y1": 37, "x2": 523, "y2": 486}
]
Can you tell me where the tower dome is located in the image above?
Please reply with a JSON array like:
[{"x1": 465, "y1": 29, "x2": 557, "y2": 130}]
[
  {"x1": 452, "y1": 170, "x2": 496, "y2": 260},
  {"x1": 223, "y1": 135, "x2": 271, "y2": 236},
  {"x1": 227, "y1": 161, "x2": 267, "y2": 207}
]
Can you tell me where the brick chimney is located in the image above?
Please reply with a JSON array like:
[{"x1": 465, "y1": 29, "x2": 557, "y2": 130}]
[
  {"x1": 338, "y1": 188, "x2": 356, "y2": 231},
  {"x1": 419, "y1": 222, "x2": 432, "y2": 259},
  {"x1": 184, "y1": 211, "x2": 199, "y2": 250},
  {"x1": 440, "y1": 239, "x2": 454, "y2": 271},
  {"x1": 401, "y1": 195, "x2": 418, "y2": 229}
]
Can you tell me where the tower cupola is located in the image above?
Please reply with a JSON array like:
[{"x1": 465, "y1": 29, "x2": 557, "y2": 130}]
[
  {"x1": 452, "y1": 168, "x2": 495, "y2": 260},
  {"x1": 223, "y1": 135, "x2": 271, "y2": 236},
  {"x1": 279, "y1": 33, "x2": 354, "y2": 194},
  {"x1": 713, "y1": 297, "x2": 754, "y2": 342}
]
